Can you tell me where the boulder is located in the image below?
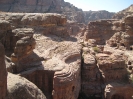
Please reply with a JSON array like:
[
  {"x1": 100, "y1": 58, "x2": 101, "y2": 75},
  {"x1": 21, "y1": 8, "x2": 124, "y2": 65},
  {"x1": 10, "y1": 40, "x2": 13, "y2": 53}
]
[{"x1": 7, "y1": 73, "x2": 46, "y2": 99}]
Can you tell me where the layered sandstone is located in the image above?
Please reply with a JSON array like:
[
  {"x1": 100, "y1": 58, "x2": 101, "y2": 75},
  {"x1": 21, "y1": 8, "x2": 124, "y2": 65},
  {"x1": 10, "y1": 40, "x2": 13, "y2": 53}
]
[
  {"x1": 0, "y1": 0, "x2": 116, "y2": 24},
  {"x1": 33, "y1": 34, "x2": 81, "y2": 99},
  {"x1": 81, "y1": 51, "x2": 102, "y2": 98},
  {"x1": 0, "y1": 13, "x2": 81, "y2": 99},
  {"x1": 84, "y1": 10, "x2": 115, "y2": 24},
  {"x1": 80, "y1": 14, "x2": 133, "y2": 99},
  {"x1": 1, "y1": 5, "x2": 133, "y2": 99},
  {"x1": 113, "y1": 4, "x2": 133, "y2": 19},
  {"x1": 84, "y1": 19, "x2": 118, "y2": 45},
  {"x1": 0, "y1": 0, "x2": 85, "y2": 23},
  {"x1": 96, "y1": 52, "x2": 127, "y2": 83},
  {"x1": 106, "y1": 15, "x2": 133, "y2": 49}
]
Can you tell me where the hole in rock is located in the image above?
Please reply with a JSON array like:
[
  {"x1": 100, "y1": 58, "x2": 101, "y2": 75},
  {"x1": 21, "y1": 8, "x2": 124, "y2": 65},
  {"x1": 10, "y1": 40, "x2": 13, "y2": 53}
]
[
  {"x1": 121, "y1": 43, "x2": 125, "y2": 47},
  {"x1": 130, "y1": 47, "x2": 133, "y2": 50},
  {"x1": 128, "y1": 61, "x2": 131, "y2": 65},
  {"x1": 72, "y1": 86, "x2": 75, "y2": 92},
  {"x1": 129, "y1": 66, "x2": 132, "y2": 70}
]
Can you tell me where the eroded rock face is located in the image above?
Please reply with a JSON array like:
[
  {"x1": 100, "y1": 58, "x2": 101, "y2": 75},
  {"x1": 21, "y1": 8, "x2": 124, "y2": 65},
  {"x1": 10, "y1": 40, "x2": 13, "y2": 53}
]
[
  {"x1": 0, "y1": 13, "x2": 66, "y2": 28},
  {"x1": 0, "y1": 43, "x2": 7, "y2": 99},
  {"x1": 7, "y1": 73, "x2": 46, "y2": 99},
  {"x1": 0, "y1": 0, "x2": 85, "y2": 23},
  {"x1": 105, "y1": 83, "x2": 133, "y2": 99},
  {"x1": 84, "y1": 10, "x2": 115, "y2": 24},
  {"x1": 0, "y1": 20, "x2": 12, "y2": 50},
  {"x1": 11, "y1": 28, "x2": 35, "y2": 63},
  {"x1": 80, "y1": 14, "x2": 133, "y2": 98},
  {"x1": 1, "y1": 9, "x2": 133, "y2": 99},
  {"x1": 96, "y1": 53, "x2": 127, "y2": 83},
  {"x1": 20, "y1": 70, "x2": 54, "y2": 99},
  {"x1": 0, "y1": 0, "x2": 116, "y2": 24},
  {"x1": 67, "y1": 22, "x2": 86, "y2": 37},
  {"x1": 0, "y1": 13, "x2": 81, "y2": 99},
  {"x1": 81, "y1": 52, "x2": 102, "y2": 97},
  {"x1": 84, "y1": 19, "x2": 117, "y2": 45},
  {"x1": 106, "y1": 15, "x2": 133, "y2": 49},
  {"x1": 113, "y1": 4, "x2": 133, "y2": 19},
  {"x1": 122, "y1": 15, "x2": 133, "y2": 49},
  {"x1": 34, "y1": 35, "x2": 81, "y2": 99}
]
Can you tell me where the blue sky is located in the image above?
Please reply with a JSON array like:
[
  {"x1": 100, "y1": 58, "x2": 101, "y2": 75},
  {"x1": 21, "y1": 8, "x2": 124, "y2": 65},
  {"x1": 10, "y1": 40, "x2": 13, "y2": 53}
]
[{"x1": 64, "y1": 0, "x2": 133, "y2": 12}]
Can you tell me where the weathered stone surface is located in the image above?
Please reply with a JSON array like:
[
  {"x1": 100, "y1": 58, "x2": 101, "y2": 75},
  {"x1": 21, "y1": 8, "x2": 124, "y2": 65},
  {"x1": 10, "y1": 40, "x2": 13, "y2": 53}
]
[
  {"x1": 18, "y1": 35, "x2": 81, "y2": 99},
  {"x1": 121, "y1": 15, "x2": 133, "y2": 49},
  {"x1": 1, "y1": 12, "x2": 81, "y2": 99},
  {"x1": 84, "y1": 10, "x2": 115, "y2": 24},
  {"x1": 67, "y1": 22, "x2": 86, "y2": 37},
  {"x1": 106, "y1": 15, "x2": 133, "y2": 49},
  {"x1": 0, "y1": 0, "x2": 116, "y2": 24},
  {"x1": 84, "y1": 19, "x2": 117, "y2": 45},
  {"x1": 104, "y1": 83, "x2": 133, "y2": 99},
  {"x1": 0, "y1": 20, "x2": 12, "y2": 50},
  {"x1": 34, "y1": 34, "x2": 81, "y2": 99},
  {"x1": 7, "y1": 73, "x2": 46, "y2": 99},
  {"x1": 96, "y1": 52, "x2": 127, "y2": 83},
  {"x1": 81, "y1": 52, "x2": 102, "y2": 97},
  {"x1": 0, "y1": 0, "x2": 85, "y2": 23},
  {"x1": 1, "y1": 6, "x2": 133, "y2": 99},
  {"x1": 0, "y1": 13, "x2": 66, "y2": 28},
  {"x1": 0, "y1": 13, "x2": 69, "y2": 38},
  {"x1": 0, "y1": 43, "x2": 7, "y2": 99},
  {"x1": 113, "y1": 4, "x2": 133, "y2": 19},
  {"x1": 81, "y1": 13, "x2": 133, "y2": 98},
  {"x1": 20, "y1": 69, "x2": 55, "y2": 99},
  {"x1": 11, "y1": 28, "x2": 36, "y2": 63}
]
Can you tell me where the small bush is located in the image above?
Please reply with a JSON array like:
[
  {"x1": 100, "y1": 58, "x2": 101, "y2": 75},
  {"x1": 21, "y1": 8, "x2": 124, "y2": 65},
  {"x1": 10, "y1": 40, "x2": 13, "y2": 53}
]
[{"x1": 93, "y1": 47, "x2": 101, "y2": 53}]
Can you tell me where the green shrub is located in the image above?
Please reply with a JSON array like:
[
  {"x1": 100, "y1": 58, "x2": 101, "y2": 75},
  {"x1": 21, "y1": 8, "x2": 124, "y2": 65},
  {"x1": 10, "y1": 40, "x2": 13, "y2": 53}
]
[{"x1": 93, "y1": 47, "x2": 101, "y2": 53}]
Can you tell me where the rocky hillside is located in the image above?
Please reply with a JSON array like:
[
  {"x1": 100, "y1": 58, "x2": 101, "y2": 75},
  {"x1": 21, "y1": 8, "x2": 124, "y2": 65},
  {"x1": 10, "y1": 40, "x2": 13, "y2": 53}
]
[
  {"x1": 0, "y1": 13, "x2": 82, "y2": 99},
  {"x1": 1, "y1": 11, "x2": 133, "y2": 99},
  {"x1": 84, "y1": 10, "x2": 115, "y2": 24},
  {"x1": 0, "y1": 0, "x2": 85, "y2": 23},
  {"x1": 0, "y1": 0, "x2": 114, "y2": 23},
  {"x1": 113, "y1": 4, "x2": 133, "y2": 19}
]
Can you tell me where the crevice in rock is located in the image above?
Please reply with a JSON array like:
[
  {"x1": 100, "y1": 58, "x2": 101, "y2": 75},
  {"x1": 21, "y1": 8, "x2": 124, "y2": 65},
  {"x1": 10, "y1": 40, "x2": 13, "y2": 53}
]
[{"x1": 80, "y1": 48, "x2": 84, "y2": 92}]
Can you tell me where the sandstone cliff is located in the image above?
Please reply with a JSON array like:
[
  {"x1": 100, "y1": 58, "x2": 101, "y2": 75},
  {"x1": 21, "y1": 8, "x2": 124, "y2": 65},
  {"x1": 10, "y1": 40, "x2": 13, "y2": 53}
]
[
  {"x1": 0, "y1": 0, "x2": 115, "y2": 24},
  {"x1": 0, "y1": 13, "x2": 81, "y2": 99},
  {"x1": 84, "y1": 10, "x2": 115, "y2": 24},
  {"x1": 0, "y1": 0, "x2": 85, "y2": 23},
  {"x1": 81, "y1": 14, "x2": 133, "y2": 99},
  {"x1": 113, "y1": 4, "x2": 133, "y2": 19},
  {"x1": 1, "y1": 4, "x2": 133, "y2": 99}
]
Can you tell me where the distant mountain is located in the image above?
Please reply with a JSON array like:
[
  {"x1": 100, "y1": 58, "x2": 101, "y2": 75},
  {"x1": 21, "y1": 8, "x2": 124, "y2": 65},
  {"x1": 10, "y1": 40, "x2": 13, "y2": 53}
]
[
  {"x1": 113, "y1": 4, "x2": 133, "y2": 19},
  {"x1": 0, "y1": 0, "x2": 85, "y2": 23},
  {"x1": 0, "y1": 0, "x2": 115, "y2": 23},
  {"x1": 84, "y1": 10, "x2": 115, "y2": 24}
]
